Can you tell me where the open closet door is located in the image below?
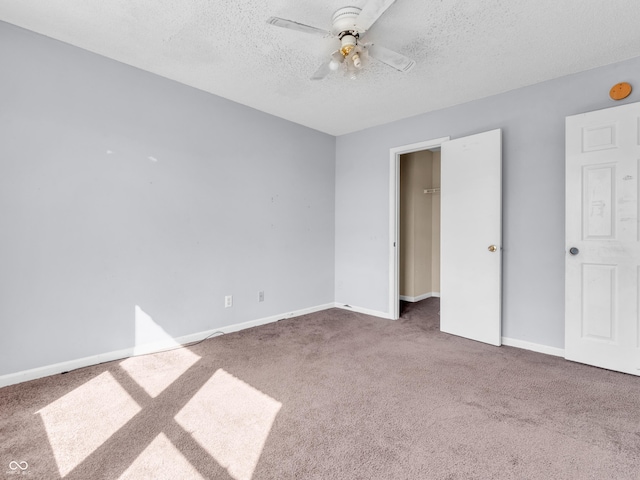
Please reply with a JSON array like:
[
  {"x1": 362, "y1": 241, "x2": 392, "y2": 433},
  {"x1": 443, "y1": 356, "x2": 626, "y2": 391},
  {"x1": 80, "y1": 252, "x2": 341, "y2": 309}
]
[{"x1": 440, "y1": 129, "x2": 502, "y2": 346}]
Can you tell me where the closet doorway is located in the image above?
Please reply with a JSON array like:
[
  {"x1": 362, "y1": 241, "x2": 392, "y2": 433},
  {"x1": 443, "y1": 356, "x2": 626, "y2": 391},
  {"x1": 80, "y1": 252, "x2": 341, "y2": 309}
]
[{"x1": 398, "y1": 149, "x2": 441, "y2": 308}]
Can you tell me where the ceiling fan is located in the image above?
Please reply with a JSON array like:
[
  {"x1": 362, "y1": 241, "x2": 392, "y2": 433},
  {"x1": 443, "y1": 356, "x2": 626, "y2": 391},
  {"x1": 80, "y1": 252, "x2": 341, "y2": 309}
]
[{"x1": 267, "y1": 0, "x2": 416, "y2": 80}]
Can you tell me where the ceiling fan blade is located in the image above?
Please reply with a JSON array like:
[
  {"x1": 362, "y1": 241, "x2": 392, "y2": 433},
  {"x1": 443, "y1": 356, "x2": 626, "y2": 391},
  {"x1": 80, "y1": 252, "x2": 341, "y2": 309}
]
[
  {"x1": 367, "y1": 44, "x2": 416, "y2": 72},
  {"x1": 266, "y1": 17, "x2": 331, "y2": 37},
  {"x1": 310, "y1": 61, "x2": 332, "y2": 81},
  {"x1": 354, "y1": 0, "x2": 396, "y2": 32}
]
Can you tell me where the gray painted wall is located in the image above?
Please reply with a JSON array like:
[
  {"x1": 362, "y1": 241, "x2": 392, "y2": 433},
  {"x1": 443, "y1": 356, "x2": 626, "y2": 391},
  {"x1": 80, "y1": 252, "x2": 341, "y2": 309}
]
[
  {"x1": 335, "y1": 56, "x2": 640, "y2": 349},
  {"x1": 3, "y1": 19, "x2": 640, "y2": 377},
  {"x1": 0, "y1": 22, "x2": 336, "y2": 376}
]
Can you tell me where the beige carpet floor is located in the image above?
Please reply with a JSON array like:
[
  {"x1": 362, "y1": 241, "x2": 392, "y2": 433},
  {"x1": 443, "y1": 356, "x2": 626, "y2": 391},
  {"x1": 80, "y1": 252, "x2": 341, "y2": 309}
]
[{"x1": 2, "y1": 298, "x2": 640, "y2": 479}]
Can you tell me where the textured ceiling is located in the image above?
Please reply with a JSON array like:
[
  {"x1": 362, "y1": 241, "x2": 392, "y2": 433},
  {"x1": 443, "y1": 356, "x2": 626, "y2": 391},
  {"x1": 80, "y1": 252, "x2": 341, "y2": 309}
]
[{"x1": 2, "y1": 1, "x2": 640, "y2": 135}]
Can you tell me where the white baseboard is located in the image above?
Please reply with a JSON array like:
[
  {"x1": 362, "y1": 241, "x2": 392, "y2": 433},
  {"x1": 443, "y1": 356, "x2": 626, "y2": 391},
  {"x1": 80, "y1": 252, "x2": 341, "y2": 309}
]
[
  {"x1": 334, "y1": 303, "x2": 393, "y2": 320},
  {"x1": 0, "y1": 347, "x2": 138, "y2": 390},
  {"x1": 501, "y1": 336, "x2": 565, "y2": 358},
  {"x1": 1, "y1": 307, "x2": 567, "y2": 389},
  {"x1": 399, "y1": 292, "x2": 440, "y2": 302},
  {"x1": 0, "y1": 303, "x2": 335, "y2": 389}
]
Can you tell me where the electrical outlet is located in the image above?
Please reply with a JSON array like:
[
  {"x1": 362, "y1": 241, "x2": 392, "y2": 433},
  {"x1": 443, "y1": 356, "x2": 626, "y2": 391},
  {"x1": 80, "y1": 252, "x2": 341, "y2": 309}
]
[
  {"x1": 225, "y1": 295, "x2": 233, "y2": 308},
  {"x1": 258, "y1": 291, "x2": 264, "y2": 302}
]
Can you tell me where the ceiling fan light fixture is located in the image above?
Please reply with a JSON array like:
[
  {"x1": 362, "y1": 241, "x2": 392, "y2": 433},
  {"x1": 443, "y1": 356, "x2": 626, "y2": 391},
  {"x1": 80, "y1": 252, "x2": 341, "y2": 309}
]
[
  {"x1": 329, "y1": 51, "x2": 344, "y2": 71},
  {"x1": 340, "y1": 34, "x2": 357, "y2": 57},
  {"x1": 341, "y1": 44, "x2": 354, "y2": 56},
  {"x1": 352, "y1": 53, "x2": 362, "y2": 69}
]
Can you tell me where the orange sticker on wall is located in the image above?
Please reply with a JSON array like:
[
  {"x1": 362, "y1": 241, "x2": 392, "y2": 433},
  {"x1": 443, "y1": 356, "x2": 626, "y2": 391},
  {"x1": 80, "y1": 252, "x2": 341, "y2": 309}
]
[{"x1": 610, "y1": 82, "x2": 632, "y2": 100}]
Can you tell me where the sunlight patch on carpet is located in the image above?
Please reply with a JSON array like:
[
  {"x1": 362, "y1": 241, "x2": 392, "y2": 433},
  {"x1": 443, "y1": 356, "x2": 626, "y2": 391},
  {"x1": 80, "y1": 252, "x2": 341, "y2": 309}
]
[
  {"x1": 37, "y1": 371, "x2": 141, "y2": 477},
  {"x1": 118, "y1": 433, "x2": 205, "y2": 480},
  {"x1": 174, "y1": 368, "x2": 281, "y2": 480},
  {"x1": 120, "y1": 347, "x2": 200, "y2": 398}
]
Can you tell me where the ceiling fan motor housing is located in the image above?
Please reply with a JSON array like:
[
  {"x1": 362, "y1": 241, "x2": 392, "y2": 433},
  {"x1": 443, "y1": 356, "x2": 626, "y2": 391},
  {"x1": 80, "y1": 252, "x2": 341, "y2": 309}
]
[{"x1": 332, "y1": 6, "x2": 363, "y2": 34}]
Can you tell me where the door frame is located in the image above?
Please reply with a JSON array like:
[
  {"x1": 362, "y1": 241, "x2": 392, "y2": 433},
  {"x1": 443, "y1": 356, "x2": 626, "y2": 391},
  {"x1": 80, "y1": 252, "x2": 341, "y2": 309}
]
[{"x1": 389, "y1": 136, "x2": 450, "y2": 320}]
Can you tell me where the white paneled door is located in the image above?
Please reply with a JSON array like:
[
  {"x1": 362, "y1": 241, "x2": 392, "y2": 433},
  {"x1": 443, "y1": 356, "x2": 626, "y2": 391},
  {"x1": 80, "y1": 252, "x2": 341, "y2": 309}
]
[
  {"x1": 566, "y1": 101, "x2": 640, "y2": 376},
  {"x1": 440, "y1": 129, "x2": 502, "y2": 346}
]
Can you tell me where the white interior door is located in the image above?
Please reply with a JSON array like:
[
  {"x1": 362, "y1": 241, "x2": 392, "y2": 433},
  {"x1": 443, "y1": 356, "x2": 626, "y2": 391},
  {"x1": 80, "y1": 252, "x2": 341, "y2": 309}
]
[
  {"x1": 565, "y1": 102, "x2": 640, "y2": 376},
  {"x1": 440, "y1": 129, "x2": 502, "y2": 346}
]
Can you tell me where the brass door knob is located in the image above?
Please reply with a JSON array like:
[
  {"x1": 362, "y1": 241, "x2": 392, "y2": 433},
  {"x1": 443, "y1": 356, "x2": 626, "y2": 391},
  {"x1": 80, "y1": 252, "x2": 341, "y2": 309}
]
[{"x1": 488, "y1": 245, "x2": 498, "y2": 252}]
